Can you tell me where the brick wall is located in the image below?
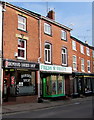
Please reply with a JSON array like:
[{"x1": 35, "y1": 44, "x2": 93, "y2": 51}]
[{"x1": 3, "y1": 5, "x2": 39, "y2": 62}]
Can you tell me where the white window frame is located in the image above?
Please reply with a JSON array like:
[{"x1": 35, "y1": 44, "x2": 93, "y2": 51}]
[
  {"x1": 81, "y1": 58, "x2": 85, "y2": 72},
  {"x1": 86, "y1": 47, "x2": 90, "y2": 56},
  {"x1": 80, "y1": 45, "x2": 84, "y2": 54},
  {"x1": 44, "y1": 23, "x2": 51, "y2": 35},
  {"x1": 61, "y1": 30, "x2": 67, "y2": 41},
  {"x1": 72, "y1": 40, "x2": 76, "y2": 51},
  {"x1": 44, "y1": 43, "x2": 51, "y2": 64},
  {"x1": 18, "y1": 15, "x2": 26, "y2": 31},
  {"x1": 87, "y1": 60, "x2": 90, "y2": 72},
  {"x1": 62, "y1": 48, "x2": 67, "y2": 66},
  {"x1": 18, "y1": 38, "x2": 26, "y2": 60},
  {"x1": 73, "y1": 55, "x2": 77, "y2": 71}
]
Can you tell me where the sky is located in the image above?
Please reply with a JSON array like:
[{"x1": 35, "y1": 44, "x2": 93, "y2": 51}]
[{"x1": 8, "y1": 1, "x2": 92, "y2": 46}]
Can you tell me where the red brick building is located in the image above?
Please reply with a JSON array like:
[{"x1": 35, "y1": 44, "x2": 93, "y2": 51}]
[{"x1": 0, "y1": 2, "x2": 94, "y2": 103}]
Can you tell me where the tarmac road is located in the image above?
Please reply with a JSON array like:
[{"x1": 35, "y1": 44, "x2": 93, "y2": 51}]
[{"x1": 3, "y1": 97, "x2": 93, "y2": 118}]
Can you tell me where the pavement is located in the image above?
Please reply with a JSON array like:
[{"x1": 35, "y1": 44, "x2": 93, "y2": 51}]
[{"x1": 2, "y1": 96, "x2": 93, "y2": 115}]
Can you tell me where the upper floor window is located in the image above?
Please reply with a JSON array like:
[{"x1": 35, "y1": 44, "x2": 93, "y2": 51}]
[
  {"x1": 18, "y1": 15, "x2": 26, "y2": 31},
  {"x1": 18, "y1": 38, "x2": 26, "y2": 60},
  {"x1": 62, "y1": 48, "x2": 67, "y2": 66},
  {"x1": 87, "y1": 60, "x2": 90, "y2": 72},
  {"x1": 73, "y1": 55, "x2": 77, "y2": 70},
  {"x1": 61, "y1": 30, "x2": 67, "y2": 41},
  {"x1": 80, "y1": 45, "x2": 84, "y2": 54},
  {"x1": 45, "y1": 43, "x2": 51, "y2": 64},
  {"x1": 81, "y1": 58, "x2": 85, "y2": 72},
  {"x1": 44, "y1": 23, "x2": 51, "y2": 35},
  {"x1": 86, "y1": 47, "x2": 90, "y2": 56},
  {"x1": 72, "y1": 40, "x2": 76, "y2": 51}
]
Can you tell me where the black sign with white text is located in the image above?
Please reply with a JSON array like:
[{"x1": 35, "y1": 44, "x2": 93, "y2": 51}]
[{"x1": 3, "y1": 59, "x2": 39, "y2": 70}]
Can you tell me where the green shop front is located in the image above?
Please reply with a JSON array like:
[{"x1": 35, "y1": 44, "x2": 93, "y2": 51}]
[{"x1": 40, "y1": 64, "x2": 72, "y2": 98}]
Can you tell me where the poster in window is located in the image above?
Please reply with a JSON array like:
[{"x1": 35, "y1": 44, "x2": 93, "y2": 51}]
[{"x1": 52, "y1": 81, "x2": 56, "y2": 95}]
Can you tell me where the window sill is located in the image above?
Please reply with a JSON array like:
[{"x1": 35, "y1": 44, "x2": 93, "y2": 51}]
[
  {"x1": 81, "y1": 70, "x2": 85, "y2": 72},
  {"x1": 17, "y1": 57, "x2": 26, "y2": 61},
  {"x1": 44, "y1": 32, "x2": 52, "y2": 37},
  {"x1": 62, "y1": 64, "x2": 68, "y2": 67},
  {"x1": 61, "y1": 38, "x2": 67, "y2": 41},
  {"x1": 17, "y1": 28, "x2": 28, "y2": 33},
  {"x1": 45, "y1": 61, "x2": 51, "y2": 64},
  {"x1": 72, "y1": 49, "x2": 77, "y2": 51}
]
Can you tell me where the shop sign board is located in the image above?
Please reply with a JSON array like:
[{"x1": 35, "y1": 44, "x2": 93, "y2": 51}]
[
  {"x1": 40, "y1": 63, "x2": 72, "y2": 74},
  {"x1": 3, "y1": 59, "x2": 39, "y2": 70}
]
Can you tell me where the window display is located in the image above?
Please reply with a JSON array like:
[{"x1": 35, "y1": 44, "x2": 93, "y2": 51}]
[
  {"x1": 43, "y1": 75, "x2": 65, "y2": 97},
  {"x1": 16, "y1": 70, "x2": 35, "y2": 95}
]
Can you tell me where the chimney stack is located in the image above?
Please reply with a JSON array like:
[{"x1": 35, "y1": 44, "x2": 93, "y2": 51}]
[{"x1": 47, "y1": 10, "x2": 55, "y2": 20}]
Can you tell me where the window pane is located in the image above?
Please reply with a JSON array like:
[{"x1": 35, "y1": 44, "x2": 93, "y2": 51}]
[
  {"x1": 45, "y1": 44, "x2": 50, "y2": 49},
  {"x1": 18, "y1": 40, "x2": 24, "y2": 48},
  {"x1": 18, "y1": 49, "x2": 24, "y2": 57},
  {"x1": 18, "y1": 15, "x2": 26, "y2": 31},
  {"x1": 45, "y1": 50, "x2": 47, "y2": 61},
  {"x1": 62, "y1": 48, "x2": 67, "y2": 65},
  {"x1": 44, "y1": 23, "x2": 51, "y2": 35},
  {"x1": 45, "y1": 43, "x2": 51, "y2": 63},
  {"x1": 48, "y1": 50, "x2": 50, "y2": 62}
]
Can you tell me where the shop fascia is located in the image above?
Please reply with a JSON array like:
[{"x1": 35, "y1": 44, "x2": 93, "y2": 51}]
[
  {"x1": 40, "y1": 63, "x2": 72, "y2": 73},
  {"x1": 3, "y1": 59, "x2": 39, "y2": 70}
]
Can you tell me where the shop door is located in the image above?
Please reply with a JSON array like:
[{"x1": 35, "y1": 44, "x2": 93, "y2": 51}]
[
  {"x1": 78, "y1": 78, "x2": 83, "y2": 94},
  {"x1": 3, "y1": 72, "x2": 10, "y2": 101}
]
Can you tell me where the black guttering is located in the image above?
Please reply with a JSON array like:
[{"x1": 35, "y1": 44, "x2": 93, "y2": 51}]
[
  {"x1": 41, "y1": 16, "x2": 72, "y2": 31},
  {"x1": 5, "y1": 2, "x2": 41, "y2": 19},
  {"x1": 71, "y1": 36, "x2": 94, "y2": 50}
]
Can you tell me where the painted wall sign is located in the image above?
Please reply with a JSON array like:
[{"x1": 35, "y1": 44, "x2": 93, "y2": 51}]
[
  {"x1": 40, "y1": 63, "x2": 72, "y2": 73},
  {"x1": 3, "y1": 59, "x2": 39, "y2": 70}
]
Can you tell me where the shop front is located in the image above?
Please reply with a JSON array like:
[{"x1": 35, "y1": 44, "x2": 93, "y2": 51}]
[
  {"x1": 72, "y1": 72, "x2": 94, "y2": 97},
  {"x1": 40, "y1": 64, "x2": 72, "y2": 98},
  {"x1": 3, "y1": 59, "x2": 39, "y2": 102}
]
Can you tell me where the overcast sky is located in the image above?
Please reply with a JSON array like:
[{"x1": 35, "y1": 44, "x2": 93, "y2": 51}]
[{"x1": 9, "y1": 1, "x2": 92, "y2": 46}]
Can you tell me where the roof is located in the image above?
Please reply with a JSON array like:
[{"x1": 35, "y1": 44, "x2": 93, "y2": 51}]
[
  {"x1": 71, "y1": 36, "x2": 94, "y2": 49},
  {"x1": 1, "y1": 1, "x2": 72, "y2": 31}
]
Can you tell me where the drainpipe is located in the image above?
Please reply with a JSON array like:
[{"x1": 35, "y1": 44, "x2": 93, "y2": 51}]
[
  {"x1": 37, "y1": 16, "x2": 43, "y2": 103},
  {"x1": 0, "y1": 1, "x2": 6, "y2": 117}
]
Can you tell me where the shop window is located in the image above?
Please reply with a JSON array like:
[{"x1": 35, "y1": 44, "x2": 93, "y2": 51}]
[
  {"x1": 18, "y1": 15, "x2": 26, "y2": 31},
  {"x1": 72, "y1": 40, "x2": 76, "y2": 51},
  {"x1": 62, "y1": 48, "x2": 67, "y2": 66},
  {"x1": 61, "y1": 30, "x2": 67, "y2": 41},
  {"x1": 73, "y1": 55, "x2": 77, "y2": 71},
  {"x1": 44, "y1": 23, "x2": 51, "y2": 35},
  {"x1": 51, "y1": 76, "x2": 57, "y2": 95},
  {"x1": 44, "y1": 43, "x2": 51, "y2": 64},
  {"x1": 16, "y1": 71, "x2": 36, "y2": 95},
  {"x1": 87, "y1": 60, "x2": 90, "y2": 72},
  {"x1": 46, "y1": 76, "x2": 51, "y2": 95},
  {"x1": 45, "y1": 75, "x2": 65, "y2": 96},
  {"x1": 81, "y1": 58, "x2": 84, "y2": 72},
  {"x1": 58, "y1": 76, "x2": 65, "y2": 94},
  {"x1": 84, "y1": 78, "x2": 92, "y2": 93},
  {"x1": 18, "y1": 38, "x2": 26, "y2": 60}
]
